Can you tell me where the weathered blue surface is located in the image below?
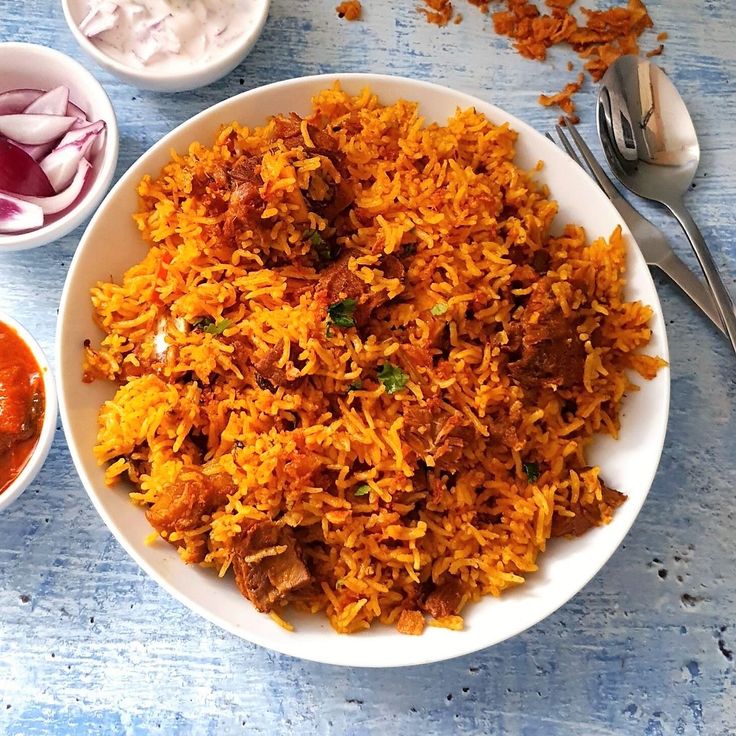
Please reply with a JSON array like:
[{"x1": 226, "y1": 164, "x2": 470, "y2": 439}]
[{"x1": 1, "y1": 1, "x2": 735, "y2": 734}]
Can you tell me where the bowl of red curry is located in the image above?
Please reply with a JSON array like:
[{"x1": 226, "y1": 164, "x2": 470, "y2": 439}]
[{"x1": 0, "y1": 310, "x2": 57, "y2": 511}]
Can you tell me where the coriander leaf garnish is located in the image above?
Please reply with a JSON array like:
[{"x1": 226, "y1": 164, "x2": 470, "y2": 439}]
[
  {"x1": 303, "y1": 228, "x2": 322, "y2": 247},
  {"x1": 305, "y1": 228, "x2": 339, "y2": 264},
  {"x1": 327, "y1": 298, "x2": 357, "y2": 329},
  {"x1": 347, "y1": 380, "x2": 363, "y2": 392},
  {"x1": 431, "y1": 302, "x2": 448, "y2": 316},
  {"x1": 523, "y1": 462, "x2": 540, "y2": 483},
  {"x1": 377, "y1": 363, "x2": 408, "y2": 395},
  {"x1": 192, "y1": 317, "x2": 214, "y2": 331},
  {"x1": 202, "y1": 318, "x2": 232, "y2": 336},
  {"x1": 355, "y1": 484, "x2": 370, "y2": 496}
]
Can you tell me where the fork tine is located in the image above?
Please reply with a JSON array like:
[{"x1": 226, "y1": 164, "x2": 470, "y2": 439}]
[
  {"x1": 560, "y1": 118, "x2": 623, "y2": 202},
  {"x1": 554, "y1": 125, "x2": 586, "y2": 170}
]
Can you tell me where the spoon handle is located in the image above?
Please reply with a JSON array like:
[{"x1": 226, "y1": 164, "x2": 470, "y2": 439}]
[{"x1": 668, "y1": 199, "x2": 736, "y2": 354}]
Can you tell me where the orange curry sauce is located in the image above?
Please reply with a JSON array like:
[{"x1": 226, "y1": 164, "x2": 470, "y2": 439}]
[{"x1": 0, "y1": 322, "x2": 44, "y2": 493}]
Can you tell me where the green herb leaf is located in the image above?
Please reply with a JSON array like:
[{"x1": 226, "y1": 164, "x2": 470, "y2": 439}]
[
  {"x1": 347, "y1": 380, "x2": 363, "y2": 392},
  {"x1": 327, "y1": 298, "x2": 357, "y2": 329},
  {"x1": 355, "y1": 484, "x2": 370, "y2": 496},
  {"x1": 305, "y1": 228, "x2": 339, "y2": 264},
  {"x1": 203, "y1": 318, "x2": 232, "y2": 336},
  {"x1": 326, "y1": 325, "x2": 334, "y2": 339},
  {"x1": 431, "y1": 302, "x2": 448, "y2": 316},
  {"x1": 523, "y1": 462, "x2": 540, "y2": 483},
  {"x1": 302, "y1": 228, "x2": 321, "y2": 247},
  {"x1": 192, "y1": 317, "x2": 214, "y2": 331},
  {"x1": 377, "y1": 363, "x2": 409, "y2": 395}
]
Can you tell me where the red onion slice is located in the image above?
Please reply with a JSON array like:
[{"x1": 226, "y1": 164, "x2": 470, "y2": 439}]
[
  {"x1": 40, "y1": 120, "x2": 105, "y2": 192},
  {"x1": 12, "y1": 140, "x2": 56, "y2": 162},
  {"x1": 23, "y1": 86, "x2": 70, "y2": 116},
  {"x1": 0, "y1": 114, "x2": 77, "y2": 145},
  {"x1": 0, "y1": 88, "x2": 43, "y2": 116},
  {"x1": 6, "y1": 158, "x2": 91, "y2": 215},
  {"x1": 13, "y1": 115, "x2": 90, "y2": 161},
  {"x1": 0, "y1": 192, "x2": 44, "y2": 233},
  {"x1": 0, "y1": 139, "x2": 55, "y2": 196},
  {"x1": 0, "y1": 88, "x2": 88, "y2": 119}
]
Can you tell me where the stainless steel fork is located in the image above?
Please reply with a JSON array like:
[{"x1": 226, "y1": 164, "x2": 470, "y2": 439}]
[{"x1": 550, "y1": 122, "x2": 726, "y2": 336}]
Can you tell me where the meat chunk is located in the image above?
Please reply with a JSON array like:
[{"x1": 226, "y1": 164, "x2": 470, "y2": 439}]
[
  {"x1": 270, "y1": 114, "x2": 354, "y2": 223},
  {"x1": 430, "y1": 414, "x2": 472, "y2": 473},
  {"x1": 317, "y1": 257, "x2": 366, "y2": 305},
  {"x1": 531, "y1": 248, "x2": 551, "y2": 274},
  {"x1": 229, "y1": 154, "x2": 261, "y2": 185},
  {"x1": 232, "y1": 521, "x2": 312, "y2": 612},
  {"x1": 422, "y1": 577, "x2": 465, "y2": 619},
  {"x1": 216, "y1": 154, "x2": 268, "y2": 240},
  {"x1": 396, "y1": 609, "x2": 425, "y2": 635},
  {"x1": 270, "y1": 114, "x2": 304, "y2": 145},
  {"x1": 146, "y1": 471, "x2": 233, "y2": 535},
  {"x1": 403, "y1": 405, "x2": 470, "y2": 480},
  {"x1": 379, "y1": 254, "x2": 405, "y2": 282},
  {"x1": 0, "y1": 366, "x2": 38, "y2": 452},
  {"x1": 551, "y1": 478, "x2": 627, "y2": 538},
  {"x1": 224, "y1": 334, "x2": 251, "y2": 375},
  {"x1": 509, "y1": 277, "x2": 585, "y2": 390},
  {"x1": 253, "y1": 339, "x2": 302, "y2": 390},
  {"x1": 403, "y1": 404, "x2": 433, "y2": 432},
  {"x1": 316, "y1": 254, "x2": 406, "y2": 326},
  {"x1": 271, "y1": 113, "x2": 341, "y2": 158},
  {"x1": 315, "y1": 256, "x2": 370, "y2": 325},
  {"x1": 318, "y1": 179, "x2": 354, "y2": 222},
  {"x1": 411, "y1": 462, "x2": 447, "y2": 504},
  {"x1": 224, "y1": 181, "x2": 266, "y2": 237}
]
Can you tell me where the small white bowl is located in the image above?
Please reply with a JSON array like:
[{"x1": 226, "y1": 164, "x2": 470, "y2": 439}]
[
  {"x1": 61, "y1": 0, "x2": 271, "y2": 92},
  {"x1": 0, "y1": 42, "x2": 119, "y2": 252},
  {"x1": 0, "y1": 310, "x2": 58, "y2": 513}
]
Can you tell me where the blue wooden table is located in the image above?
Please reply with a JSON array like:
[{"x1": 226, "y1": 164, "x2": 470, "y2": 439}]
[{"x1": 1, "y1": 1, "x2": 735, "y2": 733}]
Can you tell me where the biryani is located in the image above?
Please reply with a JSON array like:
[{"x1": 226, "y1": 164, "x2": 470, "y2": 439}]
[{"x1": 84, "y1": 84, "x2": 663, "y2": 634}]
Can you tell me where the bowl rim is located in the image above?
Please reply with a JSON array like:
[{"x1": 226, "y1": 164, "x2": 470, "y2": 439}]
[
  {"x1": 57, "y1": 72, "x2": 671, "y2": 667},
  {"x1": 61, "y1": 0, "x2": 272, "y2": 90},
  {"x1": 0, "y1": 309, "x2": 58, "y2": 512},
  {"x1": 0, "y1": 42, "x2": 119, "y2": 252}
]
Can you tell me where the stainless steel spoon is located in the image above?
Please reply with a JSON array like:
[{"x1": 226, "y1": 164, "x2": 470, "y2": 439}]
[{"x1": 598, "y1": 54, "x2": 736, "y2": 353}]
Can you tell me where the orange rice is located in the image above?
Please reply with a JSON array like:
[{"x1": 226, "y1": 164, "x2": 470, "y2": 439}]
[{"x1": 85, "y1": 84, "x2": 663, "y2": 634}]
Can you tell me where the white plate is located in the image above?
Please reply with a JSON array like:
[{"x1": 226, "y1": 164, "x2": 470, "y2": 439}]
[{"x1": 57, "y1": 74, "x2": 670, "y2": 667}]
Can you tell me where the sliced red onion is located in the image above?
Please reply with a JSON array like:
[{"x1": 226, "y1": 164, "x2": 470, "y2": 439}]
[
  {"x1": 0, "y1": 114, "x2": 77, "y2": 145},
  {"x1": 23, "y1": 86, "x2": 70, "y2": 116},
  {"x1": 0, "y1": 88, "x2": 89, "y2": 120},
  {"x1": 67, "y1": 102, "x2": 88, "y2": 120},
  {"x1": 40, "y1": 121, "x2": 105, "y2": 192},
  {"x1": 0, "y1": 139, "x2": 55, "y2": 196},
  {"x1": 67, "y1": 101, "x2": 89, "y2": 120},
  {"x1": 0, "y1": 112, "x2": 89, "y2": 162},
  {"x1": 11, "y1": 140, "x2": 56, "y2": 162},
  {"x1": 0, "y1": 192, "x2": 44, "y2": 233},
  {"x1": 0, "y1": 88, "x2": 43, "y2": 116},
  {"x1": 80, "y1": 2, "x2": 120, "y2": 37},
  {"x1": 6, "y1": 158, "x2": 91, "y2": 215}
]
